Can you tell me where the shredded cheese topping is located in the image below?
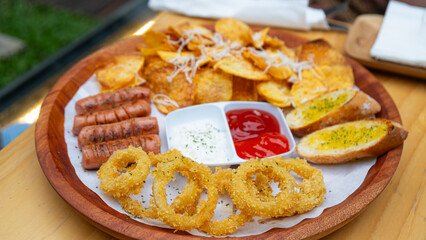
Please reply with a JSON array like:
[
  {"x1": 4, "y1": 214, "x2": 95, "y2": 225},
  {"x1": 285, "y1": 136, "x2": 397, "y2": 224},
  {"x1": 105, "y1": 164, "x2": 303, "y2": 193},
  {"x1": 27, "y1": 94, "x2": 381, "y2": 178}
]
[
  {"x1": 164, "y1": 27, "x2": 318, "y2": 85},
  {"x1": 165, "y1": 28, "x2": 247, "y2": 83},
  {"x1": 152, "y1": 94, "x2": 179, "y2": 108}
]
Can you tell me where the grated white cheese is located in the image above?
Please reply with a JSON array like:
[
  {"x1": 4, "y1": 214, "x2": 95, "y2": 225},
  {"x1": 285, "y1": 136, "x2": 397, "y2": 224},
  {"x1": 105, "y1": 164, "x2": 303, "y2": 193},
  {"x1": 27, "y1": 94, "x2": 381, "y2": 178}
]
[
  {"x1": 164, "y1": 27, "x2": 320, "y2": 84},
  {"x1": 152, "y1": 94, "x2": 179, "y2": 108},
  {"x1": 165, "y1": 29, "x2": 245, "y2": 83},
  {"x1": 245, "y1": 47, "x2": 318, "y2": 83},
  {"x1": 168, "y1": 119, "x2": 230, "y2": 164},
  {"x1": 251, "y1": 31, "x2": 262, "y2": 47}
]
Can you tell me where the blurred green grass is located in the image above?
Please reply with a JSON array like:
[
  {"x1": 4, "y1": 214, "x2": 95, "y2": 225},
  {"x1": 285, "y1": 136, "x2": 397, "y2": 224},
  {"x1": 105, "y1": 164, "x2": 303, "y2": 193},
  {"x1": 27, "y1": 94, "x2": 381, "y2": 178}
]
[{"x1": 0, "y1": 0, "x2": 98, "y2": 88}]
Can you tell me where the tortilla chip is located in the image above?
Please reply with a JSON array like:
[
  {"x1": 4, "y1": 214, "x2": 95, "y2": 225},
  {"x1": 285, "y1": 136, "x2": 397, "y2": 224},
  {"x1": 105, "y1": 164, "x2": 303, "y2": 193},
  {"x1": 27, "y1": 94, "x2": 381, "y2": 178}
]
[
  {"x1": 194, "y1": 68, "x2": 233, "y2": 104},
  {"x1": 257, "y1": 80, "x2": 292, "y2": 107},
  {"x1": 215, "y1": 18, "x2": 253, "y2": 47},
  {"x1": 96, "y1": 55, "x2": 145, "y2": 90},
  {"x1": 214, "y1": 56, "x2": 270, "y2": 80}
]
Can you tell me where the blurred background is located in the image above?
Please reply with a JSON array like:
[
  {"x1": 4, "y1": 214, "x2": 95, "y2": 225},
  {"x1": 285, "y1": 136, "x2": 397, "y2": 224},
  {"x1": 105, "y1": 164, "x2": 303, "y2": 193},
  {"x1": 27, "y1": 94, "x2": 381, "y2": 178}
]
[{"x1": 0, "y1": 0, "x2": 393, "y2": 148}]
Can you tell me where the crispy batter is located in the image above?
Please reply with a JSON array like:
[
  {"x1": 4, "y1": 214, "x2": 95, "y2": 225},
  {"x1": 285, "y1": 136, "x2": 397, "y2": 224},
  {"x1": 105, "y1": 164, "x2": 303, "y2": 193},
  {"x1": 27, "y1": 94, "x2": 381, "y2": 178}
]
[
  {"x1": 97, "y1": 146, "x2": 151, "y2": 198},
  {"x1": 152, "y1": 156, "x2": 218, "y2": 231},
  {"x1": 198, "y1": 168, "x2": 253, "y2": 236},
  {"x1": 229, "y1": 158, "x2": 298, "y2": 218}
]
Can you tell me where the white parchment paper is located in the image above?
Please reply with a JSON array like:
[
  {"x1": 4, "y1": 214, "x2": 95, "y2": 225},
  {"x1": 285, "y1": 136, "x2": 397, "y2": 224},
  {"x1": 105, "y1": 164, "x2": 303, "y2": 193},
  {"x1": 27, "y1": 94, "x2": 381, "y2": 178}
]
[{"x1": 64, "y1": 75, "x2": 376, "y2": 237}]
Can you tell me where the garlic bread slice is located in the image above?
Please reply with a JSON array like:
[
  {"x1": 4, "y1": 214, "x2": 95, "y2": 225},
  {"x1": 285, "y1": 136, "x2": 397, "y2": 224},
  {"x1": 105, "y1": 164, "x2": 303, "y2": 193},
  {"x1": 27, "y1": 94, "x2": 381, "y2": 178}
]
[
  {"x1": 296, "y1": 119, "x2": 408, "y2": 164},
  {"x1": 286, "y1": 89, "x2": 381, "y2": 137}
]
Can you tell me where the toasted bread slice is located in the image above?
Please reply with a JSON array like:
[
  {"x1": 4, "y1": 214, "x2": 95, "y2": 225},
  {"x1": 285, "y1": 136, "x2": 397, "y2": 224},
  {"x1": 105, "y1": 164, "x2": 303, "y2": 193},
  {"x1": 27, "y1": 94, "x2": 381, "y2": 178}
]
[
  {"x1": 296, "y1": 119, "x2": 408, "y2": 164},
  {"x1": 286, "y1": 89, "x2": 381, "y2": 137}
]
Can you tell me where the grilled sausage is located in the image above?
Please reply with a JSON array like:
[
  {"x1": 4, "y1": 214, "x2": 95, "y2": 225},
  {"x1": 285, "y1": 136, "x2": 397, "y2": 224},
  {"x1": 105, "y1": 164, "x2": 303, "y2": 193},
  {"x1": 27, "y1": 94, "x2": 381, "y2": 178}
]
[
  {"x1": 77, "y1": 116, "x2": 159, "y2": 148},
  {"x1": 72, "y1": 99, "x2": 151, "y2": 135},
  {"x1": 81, "y1": 134, "x2": 161, "y2": 170},
  {"x1": 75, "y1": 87, "x2": 150, "y2": 115}
]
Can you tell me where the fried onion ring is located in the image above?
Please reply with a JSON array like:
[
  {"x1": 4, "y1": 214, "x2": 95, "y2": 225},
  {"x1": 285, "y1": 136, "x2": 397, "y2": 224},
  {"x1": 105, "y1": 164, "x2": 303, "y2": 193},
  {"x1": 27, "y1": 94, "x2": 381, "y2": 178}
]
[
  {"x1": 197, "y1": 168, "x2": 253, "y2": 236},
  {"x1": 239, "y1": 158, "x2": 326, "y2": 217},
  {"x1": 152, "y1": 156, "x2": 218, "y2": 231},
  {"x1": 229, "y1": 158, "x2": 298, "y2": 218},
  {"x1": 97, "y1": 146, "x2": 151, "y2": 198},
  {"x1": 98, "y1": 148, "x2": 204, "y2": 219},
  {"x1": 275, "y1": 157, "x2": 326, "y2": 215},
  {"x1": 148, "y1": 148, "x2": 184, "y2": 167}
]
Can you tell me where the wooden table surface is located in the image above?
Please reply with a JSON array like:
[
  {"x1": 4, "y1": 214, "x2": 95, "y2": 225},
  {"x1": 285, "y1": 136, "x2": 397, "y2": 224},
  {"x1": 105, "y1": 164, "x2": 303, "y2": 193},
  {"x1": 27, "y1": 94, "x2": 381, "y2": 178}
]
[{"x1": 0, "y1": 12, "x2": 425, "y2": 240}]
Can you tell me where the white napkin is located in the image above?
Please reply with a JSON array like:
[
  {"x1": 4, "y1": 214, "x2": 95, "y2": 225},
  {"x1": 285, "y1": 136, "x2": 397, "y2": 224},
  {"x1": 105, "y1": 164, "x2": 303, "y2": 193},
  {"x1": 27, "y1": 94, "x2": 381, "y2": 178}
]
[
  {"x1": 148, "y1": 0, "x2": 329, "y2": 30},
  {"x1": 370, "y1": 0, "x2": 426, "y2": 68}
]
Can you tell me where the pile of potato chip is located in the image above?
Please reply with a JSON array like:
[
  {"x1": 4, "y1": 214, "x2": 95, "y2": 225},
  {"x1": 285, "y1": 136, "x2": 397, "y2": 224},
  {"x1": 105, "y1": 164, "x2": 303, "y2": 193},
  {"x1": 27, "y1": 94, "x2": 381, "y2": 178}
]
[{"x1": 95, "y1": 18, "x2": 354, "y2": 114}]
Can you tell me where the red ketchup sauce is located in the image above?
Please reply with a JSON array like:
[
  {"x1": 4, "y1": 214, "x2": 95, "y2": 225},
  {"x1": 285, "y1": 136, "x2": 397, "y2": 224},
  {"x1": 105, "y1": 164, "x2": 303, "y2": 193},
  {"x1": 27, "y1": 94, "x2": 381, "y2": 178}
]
[{"x1": 226, "y1": 109, "x2": 290, "y2": 160}]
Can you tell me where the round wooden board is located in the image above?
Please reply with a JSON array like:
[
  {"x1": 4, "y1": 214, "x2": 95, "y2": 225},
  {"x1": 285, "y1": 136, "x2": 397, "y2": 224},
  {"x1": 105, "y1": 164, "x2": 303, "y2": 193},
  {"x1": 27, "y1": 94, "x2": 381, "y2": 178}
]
[{"x1": 35, "y1": 27, "x2": 403, "y2": 239}]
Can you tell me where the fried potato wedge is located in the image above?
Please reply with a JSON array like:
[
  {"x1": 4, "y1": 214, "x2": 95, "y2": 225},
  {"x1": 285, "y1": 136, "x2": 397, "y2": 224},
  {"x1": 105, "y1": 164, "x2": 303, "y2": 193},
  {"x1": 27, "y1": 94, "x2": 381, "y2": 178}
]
[
  {"x1": 257, "y1": 80, "x2": 292, "y2": 107},
  {"x1": 144, "y1": 57, "x2": 194, "y2": 112},
  {"x1": 96, "y1": 55, "x2": 145, "y2": 90},
  {"x1": 297, "y1": 39, "x2": 346, "y2": 66},
  {"x1": 215, "y1": 18, "x2": 253, "y2": 47},
  {"x1": 290, "y1": 70, "x2": 327, "y2": 107},
  {"x1": 214, "y1": 56, "x2": 270, "y2": 80},
  {"x1": 194, "y1": 68, "x2": 233, "y2": 104},
  {"x1": 232, "y1": 77, "x2": 258, "y2": 101}
]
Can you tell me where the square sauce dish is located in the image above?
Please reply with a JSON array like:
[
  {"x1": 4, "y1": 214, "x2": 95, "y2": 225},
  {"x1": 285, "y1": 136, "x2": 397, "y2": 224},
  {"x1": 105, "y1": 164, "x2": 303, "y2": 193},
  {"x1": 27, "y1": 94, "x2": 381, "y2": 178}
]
[{"x1": 165, "y1": 101, "x2": 296, "y2": 166}]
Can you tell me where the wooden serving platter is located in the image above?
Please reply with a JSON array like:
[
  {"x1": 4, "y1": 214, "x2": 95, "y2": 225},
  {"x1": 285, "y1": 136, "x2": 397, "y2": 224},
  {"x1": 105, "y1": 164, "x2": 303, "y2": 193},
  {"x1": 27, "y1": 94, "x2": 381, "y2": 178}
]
[
  {"x1": 35, "y1": 25, "x2": 404, "y2": 239},
  {"x1": 345, "y1": 14, "x2": 426, "y2": 80}
]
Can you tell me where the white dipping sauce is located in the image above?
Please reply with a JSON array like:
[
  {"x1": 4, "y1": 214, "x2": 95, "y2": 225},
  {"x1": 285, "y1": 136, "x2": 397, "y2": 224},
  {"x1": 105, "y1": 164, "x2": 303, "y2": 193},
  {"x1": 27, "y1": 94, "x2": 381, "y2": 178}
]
[{"x1": 168, "y1": 119, "x2": 230, "y2": 164}]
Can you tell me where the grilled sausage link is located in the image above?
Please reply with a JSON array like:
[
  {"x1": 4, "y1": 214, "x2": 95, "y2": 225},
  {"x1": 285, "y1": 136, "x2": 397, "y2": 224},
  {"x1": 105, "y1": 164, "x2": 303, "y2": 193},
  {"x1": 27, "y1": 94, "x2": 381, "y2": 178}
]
[
  {"x1": 75, "y1": 87, "x2": 150, "y2": 114},
  {"x1": 77, "y1": 116, "x2": 158, "y2": 148},
  {"x1": 72, "y1": 99, "x2": 151, "y2": 135},
  {"x1": 81, "y1": 134, "x2": 161, "y2": 170}
]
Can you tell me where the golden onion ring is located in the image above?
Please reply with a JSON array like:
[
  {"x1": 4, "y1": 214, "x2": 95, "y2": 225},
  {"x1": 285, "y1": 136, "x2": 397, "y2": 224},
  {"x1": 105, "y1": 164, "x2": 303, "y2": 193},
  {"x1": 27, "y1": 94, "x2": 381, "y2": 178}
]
[
  {"x1": 229, "y1": 158, "x2": 298, "y2": 218},
  {"x1": 152, "y1": 156, "x2": 218, "y2": 231},
  {"x1": 275, "y1": 157, "x2": 326, "y2": 215},
  {"x1": 98, "y1": 148, "x2": 204, "y2": 219},
  {"x1": 97, "y1": 146, "x2": 151, "y2": 198},
  {"x1": 198, "y1": 168, "x2": 253, "y2": 236}
]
